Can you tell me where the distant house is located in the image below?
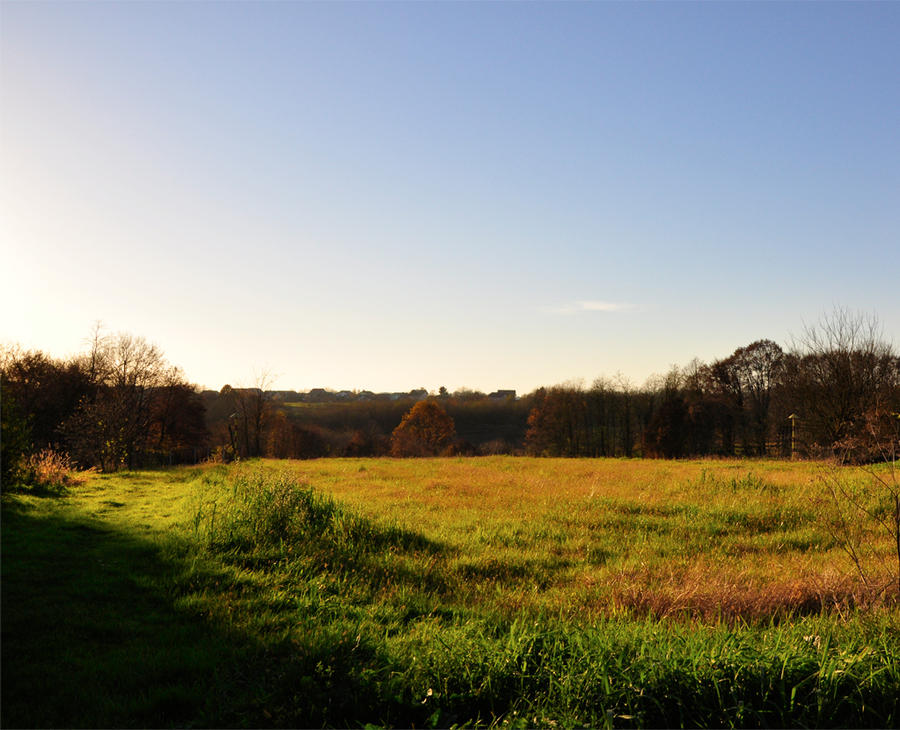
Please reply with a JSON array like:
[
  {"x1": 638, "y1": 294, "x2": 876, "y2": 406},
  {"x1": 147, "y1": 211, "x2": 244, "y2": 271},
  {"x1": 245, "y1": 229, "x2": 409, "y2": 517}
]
[
  {"x1": 268, "y1": 390, "x2": 302, "y2": 403},
  {"x1": 305, "y1": 388, "x2": 335, "y2": 403},
  {"x1": 386, "y1": 389, "x2": 428, "y2": 402},
  {"x1": 489, "y1": 390, "x2": 517, "y2": 400}
]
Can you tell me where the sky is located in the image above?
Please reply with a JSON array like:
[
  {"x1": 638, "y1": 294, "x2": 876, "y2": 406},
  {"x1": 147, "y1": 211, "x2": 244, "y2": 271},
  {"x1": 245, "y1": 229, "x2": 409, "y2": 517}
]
[{"x1": 2, "y1": 2, "x2": 898, "y2": 395}]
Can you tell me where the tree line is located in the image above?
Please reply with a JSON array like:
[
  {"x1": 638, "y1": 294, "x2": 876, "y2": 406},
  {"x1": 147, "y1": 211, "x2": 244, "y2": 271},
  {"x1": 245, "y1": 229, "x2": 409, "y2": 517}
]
[
  {"x1": 2, "y1": 310, "x2": 898, "y2": 481},
  {"x1": 525, "y1": 311, "x2": 899, "y2": 459},
  {"x1": 2, "y1": 328, "x2": 206, "y2": 482}
]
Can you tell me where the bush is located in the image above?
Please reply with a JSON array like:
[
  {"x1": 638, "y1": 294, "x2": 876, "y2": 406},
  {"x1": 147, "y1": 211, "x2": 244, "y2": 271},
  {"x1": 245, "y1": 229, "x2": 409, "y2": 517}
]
[{"x1": 21, "y1": 449, "x2": 85, "y2": 493}]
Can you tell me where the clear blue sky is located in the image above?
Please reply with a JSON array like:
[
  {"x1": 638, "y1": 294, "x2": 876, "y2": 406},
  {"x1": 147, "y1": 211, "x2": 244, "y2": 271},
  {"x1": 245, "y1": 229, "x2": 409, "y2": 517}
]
[{"x1": 2, "y1": 1, "x2": 898, "y2": 394}]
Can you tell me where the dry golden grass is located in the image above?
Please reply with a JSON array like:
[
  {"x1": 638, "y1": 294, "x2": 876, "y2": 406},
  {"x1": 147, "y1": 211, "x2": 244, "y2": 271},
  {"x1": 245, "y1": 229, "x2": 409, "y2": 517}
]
[
  {"x1": 240, "y1": 456, "x2": 896, "y2": 620},
  {"x1": 19, "y1": 448, "x2": 93, "y2": 492}
]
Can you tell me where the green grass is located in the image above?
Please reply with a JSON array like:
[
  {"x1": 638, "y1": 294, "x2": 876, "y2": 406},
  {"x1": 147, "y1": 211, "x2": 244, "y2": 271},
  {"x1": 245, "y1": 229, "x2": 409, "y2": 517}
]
[
  {"x1": 1, "y1": 489, "x2": 243, "y2": 726},
  {"x1": 3, "y1": 458, "x2": 899, "y2": 727}
]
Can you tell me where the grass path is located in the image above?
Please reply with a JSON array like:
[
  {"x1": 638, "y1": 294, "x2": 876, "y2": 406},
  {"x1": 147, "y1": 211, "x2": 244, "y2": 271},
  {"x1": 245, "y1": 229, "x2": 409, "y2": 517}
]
[{"x1": 2, "y1": 487, "x2": 248, "y2": 726}]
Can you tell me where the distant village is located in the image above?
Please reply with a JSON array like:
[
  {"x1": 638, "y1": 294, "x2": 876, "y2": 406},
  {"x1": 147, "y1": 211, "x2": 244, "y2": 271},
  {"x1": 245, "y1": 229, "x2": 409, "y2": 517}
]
[{"x1": 199, "y1": 387, "x2": 518, "y2": 404}]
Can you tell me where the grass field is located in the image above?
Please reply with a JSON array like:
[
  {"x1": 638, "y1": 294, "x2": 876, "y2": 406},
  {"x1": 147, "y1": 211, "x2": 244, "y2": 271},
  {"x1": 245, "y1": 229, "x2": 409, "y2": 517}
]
[{"x1": 3, "y1": 457, "x2": 898, "y2": 727}]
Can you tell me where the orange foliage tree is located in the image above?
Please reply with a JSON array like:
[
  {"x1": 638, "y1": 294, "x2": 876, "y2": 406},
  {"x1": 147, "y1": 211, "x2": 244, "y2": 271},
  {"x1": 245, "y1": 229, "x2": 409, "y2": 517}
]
[{"x1": 390, "y1": 400, "x2": 457, "y2": 457}]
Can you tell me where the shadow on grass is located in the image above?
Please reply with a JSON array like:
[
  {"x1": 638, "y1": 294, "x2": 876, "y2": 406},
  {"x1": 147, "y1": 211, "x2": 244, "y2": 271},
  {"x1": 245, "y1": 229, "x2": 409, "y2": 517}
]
[
  {"x1": 0, "y1": 497, "x2": 424, "y2": 728},
  {"x1": 3, "y1": 481, "x2": 70, "y2": 498},
  {"x1": 2, "y1": 497, "x2": 240, "y2": 727}
]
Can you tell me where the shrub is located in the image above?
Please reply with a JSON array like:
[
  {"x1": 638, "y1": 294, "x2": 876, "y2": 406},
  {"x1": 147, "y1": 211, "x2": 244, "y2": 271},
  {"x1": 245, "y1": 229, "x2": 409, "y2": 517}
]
[{"x1": 21, "y1": 449, "x2": 85, "y2": 493}]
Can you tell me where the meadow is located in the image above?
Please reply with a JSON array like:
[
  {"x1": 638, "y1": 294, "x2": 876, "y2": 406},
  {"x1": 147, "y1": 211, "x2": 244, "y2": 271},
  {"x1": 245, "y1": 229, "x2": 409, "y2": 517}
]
[{"x1": 2, "y1": 457, "x2": 898, "y2": 728}]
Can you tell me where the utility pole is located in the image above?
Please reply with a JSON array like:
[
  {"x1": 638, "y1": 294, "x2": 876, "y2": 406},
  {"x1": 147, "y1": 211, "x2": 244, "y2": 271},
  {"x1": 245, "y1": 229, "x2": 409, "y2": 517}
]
[{"x1": 788, "y1": 413, "x2": 799, "y2": 460}]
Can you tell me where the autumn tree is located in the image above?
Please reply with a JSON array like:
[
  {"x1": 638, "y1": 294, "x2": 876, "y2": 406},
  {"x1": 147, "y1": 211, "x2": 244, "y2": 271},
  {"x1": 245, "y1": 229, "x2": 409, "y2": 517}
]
[
  {"x1": 525, "y1": 386, "x2": 587, "y2": 456},
  {"x1": 526, "y1": 387, "x2": 564, "y2": 456},
  {"x1": 391, "y1": 399, "x2": 457, "y2": 457}
]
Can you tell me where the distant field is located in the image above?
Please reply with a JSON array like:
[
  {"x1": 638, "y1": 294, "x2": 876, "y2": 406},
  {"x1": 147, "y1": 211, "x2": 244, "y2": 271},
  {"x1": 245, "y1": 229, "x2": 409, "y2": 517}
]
[{"x1": 3, "y1": 457, "x2": 898, "y2": 727}]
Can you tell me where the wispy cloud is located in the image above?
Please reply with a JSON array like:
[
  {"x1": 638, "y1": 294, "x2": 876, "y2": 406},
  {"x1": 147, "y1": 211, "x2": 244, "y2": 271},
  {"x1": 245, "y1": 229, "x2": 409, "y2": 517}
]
[
  {"x1": 542, "y1": 300, "x2": 634, "y2": 315},
  {"x1": 580, "y1": 300, "x2": 632, "y2": 312}
]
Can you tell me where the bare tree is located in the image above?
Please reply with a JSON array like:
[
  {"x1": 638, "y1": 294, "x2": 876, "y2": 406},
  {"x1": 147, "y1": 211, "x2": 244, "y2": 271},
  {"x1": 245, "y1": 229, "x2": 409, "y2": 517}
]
[
  {"x1": 63, "y1": 331, "x2": 168, "y2": 470},
  {"x1": 789, "y1": 308, "x2": 899, "y2": 455},
  {"x1": 227, "y1": 370, "x2": 274, "y2": 458},
  {"x1": 81, "y1": 320, "x2": 111, "y2": 387}
]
